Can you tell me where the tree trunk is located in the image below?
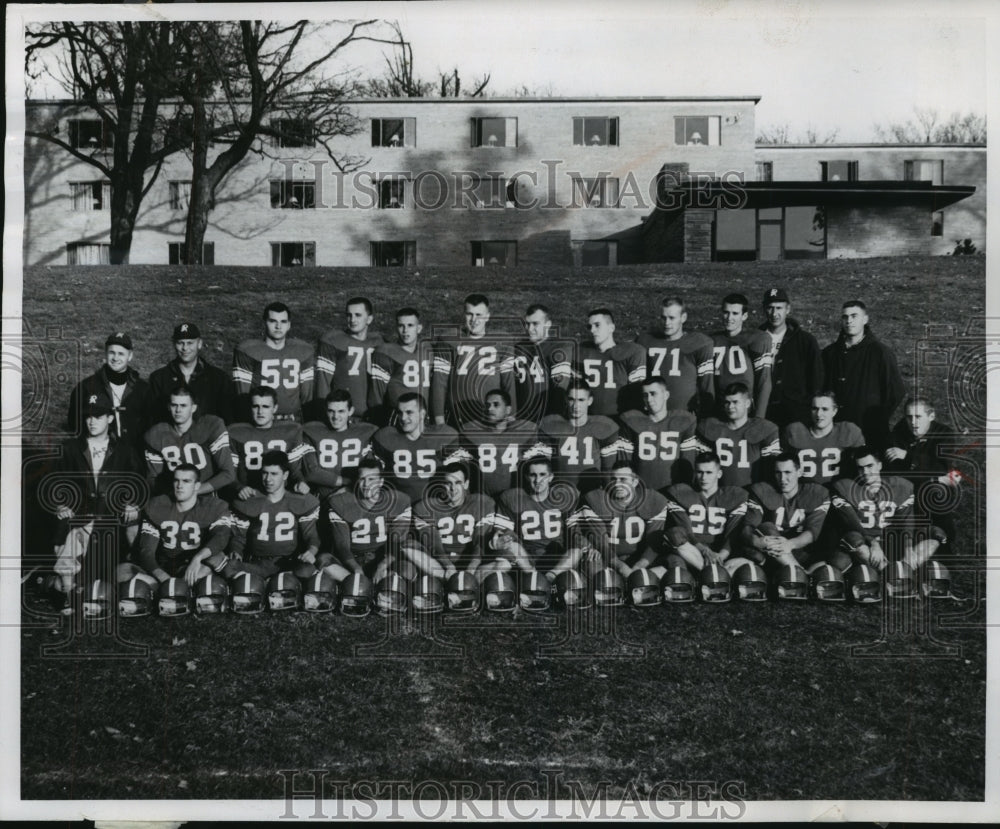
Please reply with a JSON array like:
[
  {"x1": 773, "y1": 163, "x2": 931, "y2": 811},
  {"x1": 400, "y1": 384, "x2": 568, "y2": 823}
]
[{"x1": 183, "y1": 99, "x2": 210, "y2": 265}]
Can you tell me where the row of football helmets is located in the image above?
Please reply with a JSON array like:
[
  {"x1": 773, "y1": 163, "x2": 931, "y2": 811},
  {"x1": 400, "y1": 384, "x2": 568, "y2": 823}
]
[{"x1": 93, "y1": 559, "x2": 954, "y2": 618}]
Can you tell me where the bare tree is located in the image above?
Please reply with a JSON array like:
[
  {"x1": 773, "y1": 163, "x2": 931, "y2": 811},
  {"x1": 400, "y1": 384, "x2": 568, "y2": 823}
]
[
  {"x1": 756, "y1": 122, "x2": 839, "y2": 144},
  {"x1": 873, "y1": 107, "x2": 986, "y2": 143}
]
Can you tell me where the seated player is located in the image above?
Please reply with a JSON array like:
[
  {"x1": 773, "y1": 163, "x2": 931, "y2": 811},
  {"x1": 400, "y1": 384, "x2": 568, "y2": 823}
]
[
  {"x1": 301, "y1": 390, "x2": 377, "y2": 501},
  {"x1": 225, "y1": 450, "x2": 321, "y2": 579},
  {"x1": 459, "y1": 389, "x2": 538, "y2": 498},
  {"x1": 782, "y1": 391, "x2": 864, "y2": 486},
  {"x1": 831, "y1": 446, "x2": 944, "y2": 571},
  {"x1": 367, "y1": 307, "x2": 434, "y2": 426},
  {"x1": 696, "y1": 383, "x2": 780, "y2": 488},
  {"x1": 643, "y1": 451, "x2": 748, "y2": 576},
  {"x1": 118, "y1": 464, "x2": 231, "y2": 588},
  {"x1": 618, "y1": 376, "x2": 698, "y2": 493},
  {"x1": 325, "y1": 456, "x2": 413, "y2": 580},
  {"x1": 228, "y1": 386, "x2": 309, "y2": 501},
  {"x1": 143, "y1": 384, "x2": 235, "y2": 497},
  {"x1": 405, "y1": 462, "x2": 497, "y2": 579}
]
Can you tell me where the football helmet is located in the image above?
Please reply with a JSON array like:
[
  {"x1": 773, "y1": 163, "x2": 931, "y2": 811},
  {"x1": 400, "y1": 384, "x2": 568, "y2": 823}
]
[
  {"x1": 158, "y1": 577, "x2": 192, "y2": 616},
  {"x1": 389, "y1": 559, "x2": 419, "y2": 583},
  {"x1": 885, "y1": 560, "x2": 918, "y2": 599},
  {"x1": 119, "y1": 575, "x2": 157, "y2": 617},
  {"x1": 83, "y1": 579, "x2": 114, "y2": 619},
  {"x1": 412, "y1": 575, "x2": 445, "y2": 614},
  {"x1": 339, "y1": 572, "x2": 374, "y2": 617},
  {"x1": 628, "y1": 568, "x2": 661, "y2": 607},
  {"x1": 849, "y1": 564, "x2": 882, "y2": 603},
  {"x1": 553, "y1": 569, "x2": 591, "y2": 609},
  {"x1": 446, "y1": 571, "x2": 480, "y2": 613},
  {"x1": 921, "y1": 560, "x2": 952, "y2": 599},
  {"x1": 482, "y1": 570, "x2": 517, "y2": 612},
  {"x1": 375, "y1": 572, "x2": 409, "y2": 615},
  {"x1": 810, "y1": 564, "x2": 847, "y2": 602},
  {"x1": 776, "y1": 563, "x2": 809, "y2": 600},
  {"x1": 267, "y1": 571, "x2": 303, "y2": 611},
  {"x1": 303, "y1": 570, "x2": 338, "y2": 613},
  {"x1": 518, "y1": 570, "x2": 551, "y2": 613},
  {"x1": 733, "y1": 562, "x2": 768, "y2": 602},
  {"x1": 700, "y1": 563, "x2": 732, "y2": 603},
  {"x1": 663, "y1": 565, "x2": 697, "y2": 603},
  {"x1": 592, "y1": 567, "x2": 625, "y2": 607},
  {"x1": 230, "y1": 571, "x2": 268, "y2": 615},
  {"x1": 194, "y1": 572, "x2": 229, "y2": 614}
]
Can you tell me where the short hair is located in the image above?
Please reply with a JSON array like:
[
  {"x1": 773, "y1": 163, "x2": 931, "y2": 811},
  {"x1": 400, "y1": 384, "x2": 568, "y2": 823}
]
[
  {"x1": 396, "y1": 307, "x2": 420, "y2": 322},
  {"x1": 904, "y1": 396, "x2": 936, "y2": 415},
  {"x1": 325, "y1": 389, "x2": 354, "y2": 406},
  {"x1": 565, "y1": 380, "x2": 593, "y2": 397},
  {"x1": 609, "y1": 458, "x2": 637, "y2": 474},
  {"x1": 772, "y1": 451, "x2": 801, "y2": 469},
  {"x1": 357, "y1": 455, "x2": 384, "y2": 474},
  {"x1": 722, "y1": 382, "x2": 751, "y2": 399},
  {"x1": 587, "y1": 307, "x2": 615, "y2": 325},
  {"x1": 694, "y1": 451, "x2": 722, "y2": 468},
  {"x1": 721, "y1": 293, "x2": 750, "y2": 312},
  {"x1": 842, "y1": 300, "x2": 867, "y2": 312},
  {"x1": 851, "y1": 445, "x2": 880, "y2": 464},
  {"x1": 464, "y1": 293, "x2": 490, "y2": 308},
  {"x1": 173, "y1": 462, "x2": 199, "y2": 478},
  {"x1": 263, "y1": 301, "x2": 290, "y2": 320},
  {"x1": 661, "y1": 296, "x2": 686, "y2": 310},
  {"x1": 248, "y1": 385, "x2": 278, "y2": 404},
  {"x1": 523, "y1": 455, "x2": 553, "y2": 473},
  {"x1": 260, "y1": 450, "x2": 290, "y2": 472},
  {"x1": 524, "y1": 303, "x2": 551, "y2": 318},
  {"x1": 347, "y1": 297, "x2": 374, "y2": 315},
  {"x1": 168, "y1": 384, "x2": 195, "y2": 403},
  {"x1": 642, "y1": 376, "x2": 669, "y2": 391},
  {"x1": 441, "y1": 461, "x2": 471, "y2": 481},
  {"x1": 812, "y1": 390, "x2": 839, "y2": 407},
  {"x1": 485, "y1": 388, "x2": 512, "y2": 407},
  {"x1": 397, "y1": 391, "x2": 427, "y2": 410}
]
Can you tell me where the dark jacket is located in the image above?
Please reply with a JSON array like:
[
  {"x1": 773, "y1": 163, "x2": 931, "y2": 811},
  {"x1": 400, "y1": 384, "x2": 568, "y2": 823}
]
[
  {"x1": 759, "y1": 317, "x2": 823, "y2": 428},
  {"x1": 148, "y1": 356, "x2": 235, "y2": 424},
  {"x1": 886, "y1": 418, "x2": 954, "y2": 479},
  {"x1": 67, "y1": 366, "x2": 151, "y2": 447}
]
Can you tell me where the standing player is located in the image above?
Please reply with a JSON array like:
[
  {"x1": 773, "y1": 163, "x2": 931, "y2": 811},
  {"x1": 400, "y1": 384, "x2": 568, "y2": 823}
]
[
  {"x1": 148, "y1": 322, "x2": 234, "y2": 424},
  {"x1": 696, "y1": 383, "x2": 780, "y2": 488},
  {"x1": 431, "y1": 293, "x2": 515, "y2": 426},
  {"x1": 618, "y1": 376, "x2": 698, "y2": 493},
  {"x1": 575, "y1": 308, "x2": 647, "y2": 417},
  {"x1": 301, "y1": 390, "x2": 377, "y2": 500},
  {"x1": 759, "y1": 289, "x2": 823, "y2": 429},
  {"x1": 460, "y1": 390, "x2": 538, "y2": 498},
  {"x1": 511, "y1": 303, "x2": 574, "y2": 422},
  {"x1": 711, "y1": 293, "x2": 772, "y2": 416},
  {"x1": 315, "y1": 297, "x2": 384, "y2": 422},
  {"x1": 367, "y1": 307, "x2": 434, "y2": 425},
  {"x1": 143, "y1": 385, "x2": 235, "y2": 497},
  {"x1": 783, "y1": 392, "x2": 865, "y2": 486},
  {"x1": 232, "y1": 302, "x2": 315, "y2": 422},
  {"x1": 636, "y1": 296, "x2": 715, "y2": 416}
]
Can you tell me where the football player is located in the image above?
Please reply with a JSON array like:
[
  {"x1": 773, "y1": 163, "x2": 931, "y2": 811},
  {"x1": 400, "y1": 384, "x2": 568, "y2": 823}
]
[
  {"x1": 575, "y1": 308, "x2": 647, "y2": 417},
  {"x1": 711, "y1": 293, "x2": 772, "y2": 416},
  {"x1": 511, "y1": 303, "x2": 574, "y2": 422},
  {"x1": 228, "y1": 386, "x2": 310, "y2": 501},
  {"x1": 225, "y1": 450, "x2": 321, "y2": 579},
  {"x1": 367, "y1": 307, "x2": 434, "y2": 425},
  {"x1": 148, "y1": 322, "x2": 234, "y2": 424},
  {"x1": 430, "y1": 293, "x2": 516, "y2": 426},
  {"x1": 759, "y1": 289, "x2": 823, "y2": 429},
  {"x1": 459, "y1": 389, "x2": 538, "y2": 498},
  {"x1": 315, "y1": 297, "x2": 384, "y2": 421},
  {"x1": 232, "y1": 302, "x2": 315, "y2": 422},
  {"x1": 301, "y1": 390, "x2": 377, "y2": 500},
  {"x1": 143, "y1": 385, "x2": 235, "y2": 497},
  {"x1": 696, "y1": 383, "x2": 780, "y2": 488},
  {"x1": 782, "y1": 391, "x2": 865, "y2": 485},
  {"x1": 618, "y1": 376, "x2": 698, "y2": 493},
  {"x1": 636, "y1": 296, "x2": 715, "y2": 416}
]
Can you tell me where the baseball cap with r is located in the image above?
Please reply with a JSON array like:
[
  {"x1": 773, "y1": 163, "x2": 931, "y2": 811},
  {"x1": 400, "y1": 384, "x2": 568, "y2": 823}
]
[
  {"x1": 105, "y1": 332, "x2": 133, "y2": 350},
  {"x1": 763, "y1": 288, "x2": 789, "y2": 305},
  {"x1": 172, "y1": 322, "x2": 202, "y2": 340},
  {"x1": 83, "y1": 392, "x2": 114, "y2": 416}
]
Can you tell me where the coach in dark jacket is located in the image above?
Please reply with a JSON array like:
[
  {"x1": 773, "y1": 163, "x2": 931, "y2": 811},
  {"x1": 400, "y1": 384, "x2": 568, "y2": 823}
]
[
  {"x1": 148, "y1": 322, "x2": 235, "y2": 423},
  {"x1": 821, "y1": 300, "x2": 904, "y2": 450},
  {"x1": 759, "y1": 288, "x2": 824, "y2": 428}
]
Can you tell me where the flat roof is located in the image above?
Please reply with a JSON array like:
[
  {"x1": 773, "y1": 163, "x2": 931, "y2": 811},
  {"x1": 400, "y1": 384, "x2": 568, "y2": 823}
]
[
  {"x1": 26, "y1": 95, "x2": 764, "y2": 106},
  {"x1": 756, "y1": 142, "x2": 985, "y2": 149}
]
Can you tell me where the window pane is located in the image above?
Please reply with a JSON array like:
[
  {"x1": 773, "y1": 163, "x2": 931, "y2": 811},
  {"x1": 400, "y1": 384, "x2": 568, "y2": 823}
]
[
  {"x1": 582, "y1": 241, "x2": 610, "y2": 265},
  {"x1": 480, "y1": 118, "x2": 506, "y2": 146},
  {"x1": 823, "y1": 160, "x2": 854, "y2": 181},
  {"x1": 932, "y1": 211, "x2": 944, "y2": 236},
  {"x1": 755, "y1": 162, "x2": 773, "y2": 182},
  {"x1": 583, "y1": 118, "x2": 607, "y2": 145},
  {"x1": 573, "y1": 118, "x2": 584, "y2": 145},
  {"x1": 715, "y1": 210, "x2": 756, "y2": 252},
  {"x1": 785, "y1": 206, "x2": 826, "y2": 259},
  {"x1": 202, "y1": 242, "x2": 215, "y2": 265}
]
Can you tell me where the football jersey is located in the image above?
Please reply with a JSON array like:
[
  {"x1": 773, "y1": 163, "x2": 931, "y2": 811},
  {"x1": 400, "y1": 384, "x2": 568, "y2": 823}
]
[
  {"x1": 494, "y1": 484, "x2": 581, "y2": 565},
  {"x1": 228, "y1": 421, "x2": 308, "y2": 490},
  {"x1": 830, "y1": 475, "x2": 915, "y2": 542},
  {"x1": 782, "y1": 421, "x2": 865, "y2": 485},
  {"x1": 711, "y1": 329, "x2": 772, "y2": 401},
  {"x1": 144, "y1": 415, "x2": 235, "y2": 494},
  {"x1": 371, "y1": 424, "x2": 467, "y2": 502},
  {"x1": 664, "y1": 483, "x2": 749, "y2": 551},
  {"x1": 533, "y1": 414, "x2": 623, "y2": 488},
  {"x1": 368, "y1": 340, "x2": 435, "y2": 413},
  {"x1": 697, "y1": 417, "x2": 781, "y2": 488},
  {"x1": 459, "y1": 418, "x2": 539, "y2": 498},
  {"x1": 232, "y1": 338, "x2": 315, "y2": 420},
  {"x1": 510, "y1": 338, "x2": 575, "y2": 422},
  {"x1": 136, "y1": 494, "x2": 231, "y2": 575},
  {"x1": 411, "y1": 491, "x2": 497, "y2": 569},
  {"x1": 431, "y1": 334, "x2": 516, "y2": 424},
  {"x1": 571, "y1": 486, "x2": 670, "y2": 560},
  {"x1": 636, "y1": 330, "x2": 715, "y2": 415},
  {"x1": 315, "y1": 329, "x2": 384, "y2": 416},
  {"x1": 745, "y1": 481, "x2": 831, "y2": 540},
  {"x1": 575, "y1": 341, "x2": 647, "y2": 417},
  {"x1": 617, "y1": 409, "x2": 699, "y2": 492},
  {"x1": 229, "y1": 491, "x2": 320, "y2": 560},
  {"x1": 327, "y1": 486, "x2": 412, "y2": 561},
  {"x1": 300, "y1": 420, "x2": 377, "y2": 492}
]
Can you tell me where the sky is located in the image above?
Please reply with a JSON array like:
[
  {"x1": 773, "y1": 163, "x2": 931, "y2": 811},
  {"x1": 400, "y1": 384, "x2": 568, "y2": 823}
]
[{"x1": 12, "y1": 0, "x2": 992, "y2": 141}]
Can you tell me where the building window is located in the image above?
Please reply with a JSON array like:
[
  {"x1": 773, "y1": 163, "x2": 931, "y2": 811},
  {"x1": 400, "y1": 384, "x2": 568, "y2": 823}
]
[
  {"x1": 820, "y1": 160, "x2": 858, "y2": 181},
  {"x1": 674, "y1": 116, "x2": 720, "y2": 146},
  {"x1": 66, "y1": 242, "x2": 111, "y2": 265},
  {"x1": 932, "y1": 211, "x2": 944, "y2": 237},
  {"x1": 714, "y1": 207, "x2": 826, "y2": 262},
  {"x1": 169, "y1": 181, "x2": 191, "y2": 210},
  {"x1": 378, "y1": 178, "x2": 406, "y2": 209},
  {"x1": 580, "y1": 241, "x2": 618, "y2": 266},
  {"x1": 70, "y1": 181, "x2": 111, "y2": 211},
  {"x1": 471, "y1": 117, "x2": 517, "y2": 147},
  {"x1": 68, "y1": 119, "x2": 113, "y2": 150},
  {"x1": 372, "y1": 118, "x2": 416, "y2": 147},
  {"x1": 572, "y1": 176, "x2": 620, "y2": 208},
  {"x1": 472, "y1": 241, "x2": 516, "y2": 267},
  {"x1": 271, "y1": 242, "x2": 316, "y2": 267},
  {"x1": 465, "y1": 176, "x2": 517, "y2": 208},
  {"x1": 370, "y1": 241, "x2": 416, "y2": 267},
  {"x1": 168, "y1": 242, "x2": 215, "y2": 265},
  {"x1": 755, "y1": 161, "x2": 773, "y2": 182},
  {"x1": 904, "y1": 160, "x2": 944, "y2": 185},
  {"x1": 573, "y1": 117, "x2": 619, "y2": 146},
  {"x1": 270, "y1": 180, "x2": 316, "y2": 209},
  {"x1": 272, "y1": 118, "x2": 315, "y2": 148}
]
